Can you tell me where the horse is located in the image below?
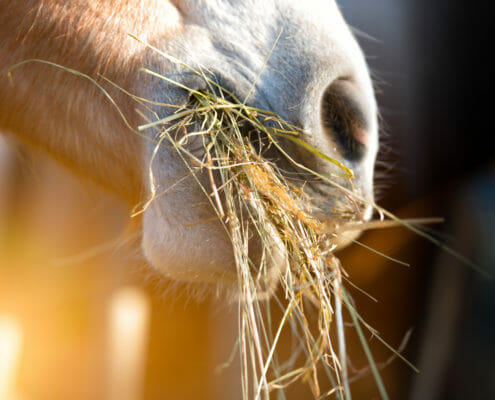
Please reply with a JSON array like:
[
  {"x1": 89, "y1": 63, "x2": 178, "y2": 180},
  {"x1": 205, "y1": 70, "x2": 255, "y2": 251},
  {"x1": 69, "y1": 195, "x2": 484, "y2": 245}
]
[{"x1": 0, "y1": 0, "x2": 378, "y2": 284}]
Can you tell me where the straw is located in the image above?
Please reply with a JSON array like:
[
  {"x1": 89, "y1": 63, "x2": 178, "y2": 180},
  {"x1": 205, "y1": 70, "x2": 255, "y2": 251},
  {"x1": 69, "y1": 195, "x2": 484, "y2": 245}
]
[{"x1": 136, "y1": 72, "x2": 393, "y2": 398}]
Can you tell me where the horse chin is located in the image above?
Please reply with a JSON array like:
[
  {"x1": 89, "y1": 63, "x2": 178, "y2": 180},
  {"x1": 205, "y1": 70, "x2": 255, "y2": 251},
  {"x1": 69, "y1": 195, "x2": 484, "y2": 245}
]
[
  {"x1": 141, "y1": 203, "x2": 236, "y2": 284},
  {"x1": 141, "y1": 202, "x2": 286, "y2": 287}
]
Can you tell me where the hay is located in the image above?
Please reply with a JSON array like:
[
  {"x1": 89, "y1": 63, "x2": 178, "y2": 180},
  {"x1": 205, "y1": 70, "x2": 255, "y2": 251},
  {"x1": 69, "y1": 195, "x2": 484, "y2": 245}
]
[{"x1": 135, "y1": 58, "x2": 396, "y2": 399}]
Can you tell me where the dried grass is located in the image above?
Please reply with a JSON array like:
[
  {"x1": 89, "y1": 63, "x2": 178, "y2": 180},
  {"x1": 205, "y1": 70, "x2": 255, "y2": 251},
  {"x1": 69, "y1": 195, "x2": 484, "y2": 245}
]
[{"x1": 133, "y1": 53, "x2": 400, "y2": 399}]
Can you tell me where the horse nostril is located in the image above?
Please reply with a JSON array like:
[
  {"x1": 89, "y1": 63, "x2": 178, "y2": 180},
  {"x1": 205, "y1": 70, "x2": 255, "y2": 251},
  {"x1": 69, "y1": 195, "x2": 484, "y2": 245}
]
[{"x1": 320, "y1": 78, "x2": 369, "y2": 162}]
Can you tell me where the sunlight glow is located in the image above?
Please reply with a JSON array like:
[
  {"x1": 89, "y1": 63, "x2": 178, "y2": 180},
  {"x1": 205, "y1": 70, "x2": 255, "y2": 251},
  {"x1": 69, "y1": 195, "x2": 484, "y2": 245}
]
[
  {"x1": 106, "y1": 288, "x2": 151, "y2": 400},
  {"x1": 0, "y1": 316, "x2": 23, "y2": 400}
]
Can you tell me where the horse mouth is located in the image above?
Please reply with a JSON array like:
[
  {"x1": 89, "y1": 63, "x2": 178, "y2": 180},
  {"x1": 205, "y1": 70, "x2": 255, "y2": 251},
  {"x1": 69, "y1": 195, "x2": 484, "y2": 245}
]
[{"x1": 161, "y1": 89, "x2": 374, "y2": 280}]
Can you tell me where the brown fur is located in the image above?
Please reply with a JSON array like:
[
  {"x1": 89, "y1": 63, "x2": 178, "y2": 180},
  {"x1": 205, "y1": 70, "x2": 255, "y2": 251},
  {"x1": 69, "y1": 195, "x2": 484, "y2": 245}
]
[{"x1": 0, "y1": 0, "x2": 183, "y2": 203}]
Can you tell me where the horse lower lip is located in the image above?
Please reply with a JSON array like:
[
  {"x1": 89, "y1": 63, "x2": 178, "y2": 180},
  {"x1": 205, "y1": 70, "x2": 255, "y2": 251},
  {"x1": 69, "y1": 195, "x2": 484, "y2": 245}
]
[
  {"x1": 363, "y1": 204, "x2": 373, "y2": 221},
  {"x1": 332, "y1": 228, "x2": 362, "y2": 249}
]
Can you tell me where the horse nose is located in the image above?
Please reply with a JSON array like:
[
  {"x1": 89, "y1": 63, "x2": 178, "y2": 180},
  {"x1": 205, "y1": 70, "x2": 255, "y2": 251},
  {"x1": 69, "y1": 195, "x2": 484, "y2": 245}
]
[{"x1": 320, "y1": 77, "x2": 373, "y2": 163}]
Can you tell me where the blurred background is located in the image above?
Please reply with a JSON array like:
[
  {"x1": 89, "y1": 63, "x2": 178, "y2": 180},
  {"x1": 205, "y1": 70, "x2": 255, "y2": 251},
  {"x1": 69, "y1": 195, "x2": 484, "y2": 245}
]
[{"x1": 1, "y1": 1, "x2": 494, "y2": 399}]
